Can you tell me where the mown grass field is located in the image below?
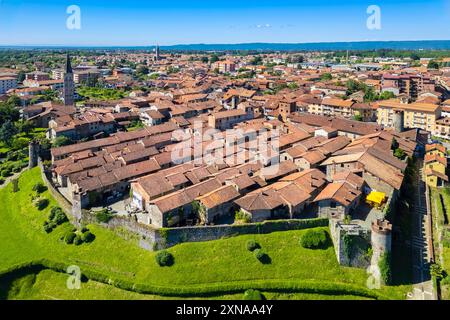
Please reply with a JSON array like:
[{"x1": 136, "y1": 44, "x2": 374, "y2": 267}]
[
  {"x1": 0, "y1": 168, "x2": 411, "y2": 300},
  {"x1": 7, "y1": 269, "x2": 373, "y2": 300}
]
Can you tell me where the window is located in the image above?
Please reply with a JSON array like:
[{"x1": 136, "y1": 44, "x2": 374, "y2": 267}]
[{"x1": 330, "y1": 201, "x2": 337, "y2": 209}]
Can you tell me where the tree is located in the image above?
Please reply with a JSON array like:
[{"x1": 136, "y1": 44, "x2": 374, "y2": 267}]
[
  {"x1": 287, "y1": 82, "x2": 299, "y2": 90},
  {"x1": 410, "y1": 53, "x2": 420, "y2": 61},
  {"x1": 210, "y1": 54, "x2": 220, "y2": 63},
  {"x1": 428, "y1": 60, "x2": 440, "y2": 70},
  {"x1": 0, "y1": 103, "x2": 20, "y2": 125},
  {"x1": 17, "y1": 71, "x2": 26, "y2": 83},
  {"x1": 52, "y1": 136, "x2": 73, "y2": 147},
  {"x1": 394, "y1": 148, "x2": 407, "y2": 160},
  {"x1": 15, "y1": 120, "x2": 33, "y2": 134},
  {"x1": 250, "y1": 56, "x2": 263, "y2": 66},
  {"x1": 353, "y1": 114, "x2": 363, "y2": 121},
  {"x1": 0, "y1": 121, "x2": 18, "y2": 146},
  {"x1": 11, "y1": 137, "x2": 30, "y2": 150},
  {"x1": 363, "y1": 87, "x2": 376, "y2": 102},
  {"x1": 7, "y1": 95, "x2": 21, "y2": 107},
  {"x1": 201, "y1": 56, "x2": 209, "y2": 63},
  {"x1": 320, "y1": 73, "x2": 332, "y2": 81},
  {"x1": 136, "y1": 65, "x2": 149, "y2": 76},
  {"x1": 379, "y1": 91, "x2": 395, "y2": 100}
]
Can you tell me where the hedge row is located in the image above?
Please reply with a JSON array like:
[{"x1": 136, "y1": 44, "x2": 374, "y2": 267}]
[{"x1": 0, "y1": 258, "x2": 391, "y2": 300}]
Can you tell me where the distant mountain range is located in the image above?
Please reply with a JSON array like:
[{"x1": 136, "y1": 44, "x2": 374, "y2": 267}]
[
  {"x1": 2, "y1": 40, "x2": 450, "y2": 51},
  {"x1": 156, "y1": 40, "x2": 450, "y2": 51}
]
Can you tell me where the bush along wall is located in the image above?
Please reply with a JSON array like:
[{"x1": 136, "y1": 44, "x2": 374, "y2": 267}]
[{"x1": 378, "y1": 252, "x2": 392, "y2": 285}]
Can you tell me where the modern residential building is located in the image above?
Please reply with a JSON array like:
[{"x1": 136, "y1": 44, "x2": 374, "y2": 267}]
[
  {"x1": 377, "y1": 100, "x2": 441, "y2": 132},
  {"x1": 0, "y1": 76, "x2": 17, "y2": 94}
]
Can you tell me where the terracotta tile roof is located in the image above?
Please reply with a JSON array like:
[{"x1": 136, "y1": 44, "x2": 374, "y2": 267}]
[
  {"x1": 260, "y1": 160, "x2": 298, "y2": 181},
  {"x1": 300, "y1": 150, "x2": 326, "y2": 165},
  {"x1": 424, "y1": 153, "x2": 447, "y2": 166},
  {"x1": 331, "y1": 170, "x2": 364, "y2": 190},
  {"x1": 314, "y1": 181, "x2": 361, "y2": 207},
  {"x1": 196, "y1": 185, "x2": 240, "y2": 209},
  {"x1": 235, "y1": 189, "x2": 284, "y2": 211},
  {"x1": 377, "y1": 100, "x2": 440, "y2": 113},
  {"x1": 358, "y1": 152, "x2": 404, "y2": 190},
  {"x1": 424, "y1": 168, "x2": 449, "y2": 181},
  {"x1": 426, "y1": 143, "x2": 446, "y2": 153},
  {"x1": 290, "y1": 113, "x2": 382, "y2": 136}
]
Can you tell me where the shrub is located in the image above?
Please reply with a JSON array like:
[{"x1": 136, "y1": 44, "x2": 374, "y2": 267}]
[
  {"x1": 81, "y1": 226, "x2": 89, "y2": 233},
  {"x1": 430, "y1": 263, "x2": 445, "y2": 280},
  {"x1": 73, "y1": 235, "x2": 83, "y2": 246},
  {"x1": 254, "y1": 249, "x2": 270, "y2": 264},
  {"x1": 95, "y1": 209, "x2": 114, "y2": 223},
  {"x1": 64, "y1": 232, "x2": 76, "y2": 244},
  {"x1": 379, "y1": 252, "x2": 392, "y2": 285},
  {"x1": 42, "y1": 160, "x2": 52, "y2": 169},
  {"x1": 35, "y1": 198, "x2": 49, "y2": 210},
  {"x1": 32, "y1": 182, "x2": 47, "y2": 194},
  {"x1": 155, "y1": 250, "x2": 174, "y2": 267},
  {"x1": 243, "y1": 289, "x2": 264, "y2": 300},
  {"x1": 1, "y1": 168, "x2": 12, "y2": 177},
  {"x1": 246, "y1": 240, "x2": 260, "y2": 252},
  {"x1": 53, "y1": 211, "x2": 68, "y2": 225},
  {"x1": 43, "y1": 224, "x2": 53, "y2": 233},
  {"x1": 81, "y1": 231, "x2": 95, "y2": 243},
  {"x1": 48, "y1": 208, "x2": 57, "y2": 220},
  {"x1": 300, "y1": 229, "x2": 330, "y2": 249},
  {"x1": 0, "y1": 178, "x2": 4, "y2": 185},
  {"x1": 12, "y1": 164, "x2": 22, "y2": 173},
  {"x1": 47, "y1": 221, "x2": 57, "y2": 229},
  {"x1": 235, "y1": 209, "x2": 252, "y2": 223}
]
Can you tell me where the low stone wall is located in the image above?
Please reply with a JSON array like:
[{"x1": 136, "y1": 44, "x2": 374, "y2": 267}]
[
  {"x1": 38, "y1": 162, "x2": 74, "y2": 222},
  {"x1": 330, "y1": 219, "x2": 371, "y2": 268},
  {"x1": 81, "y1": 209, "x2": 328, "y2": 251},
  {"x1": 156, "y1": 218, "x2": 329, "y2": 249}
]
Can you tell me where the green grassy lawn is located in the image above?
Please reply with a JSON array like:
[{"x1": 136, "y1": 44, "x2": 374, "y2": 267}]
[
  {"x1": 7, "y1": 270, "x2": 373, "y2": 300},
  {"x1": 431, "y1": 187, "x2": 450, "y2": 299},
  {"x1": 0, "y1": 168, "x2": 411, "y2": 300}
]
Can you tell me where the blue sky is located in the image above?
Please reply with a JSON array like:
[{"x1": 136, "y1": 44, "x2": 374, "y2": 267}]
[{"x1": 0, "y1": 0, "x2": 449, "y2": 46}]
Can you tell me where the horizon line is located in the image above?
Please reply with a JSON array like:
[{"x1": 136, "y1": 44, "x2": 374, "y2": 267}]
[{"x1": 1, "y1": 39, "x2": 450, "y2": 49}]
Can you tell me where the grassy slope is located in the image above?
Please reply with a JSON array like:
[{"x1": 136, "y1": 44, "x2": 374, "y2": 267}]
[
  {"x1": 431, "y1": 188, "x2": 450, "y2": 299},
  {"x1": 9, "y1": 270, "x2": 372, "y2": 300},
  {"x1": 0, "y1": 168, "x2": 410, "y2": 299}
]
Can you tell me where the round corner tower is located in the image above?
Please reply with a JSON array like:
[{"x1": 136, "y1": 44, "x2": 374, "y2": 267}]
[{"x1": 371, "y1": 218, "x2": 392, "y2": 257}]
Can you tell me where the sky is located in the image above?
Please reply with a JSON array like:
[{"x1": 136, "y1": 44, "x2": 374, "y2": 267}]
[{"x1": 0, "y1": 0, "x2": 449, "y2": 46}]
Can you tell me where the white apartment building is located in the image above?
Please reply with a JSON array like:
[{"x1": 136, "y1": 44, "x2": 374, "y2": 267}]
[{"x1": 0, "y1": 77, "x2": 17, "y2": 94}]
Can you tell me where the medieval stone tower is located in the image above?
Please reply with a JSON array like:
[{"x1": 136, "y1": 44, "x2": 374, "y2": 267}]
[
  {"x1": 393, "y1": 109, "x2": 404, "y2": 133},
  {"x1": 28, "y1": 140, "x2": 40, "y2": 169},
  {"x1": 63, "y1": 53, "x2": 75, "y2": 106},
  {"x1": 371, "y1": 219, "x2": 392, "y2": 257},
  {"x1": 370, "y1": 218, "x2": 392, "y2": 285}
]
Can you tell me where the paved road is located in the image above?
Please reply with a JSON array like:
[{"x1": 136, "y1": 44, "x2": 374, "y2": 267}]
[{"x1": 408, "y1": 161, "x2": 434, "y2": 300}]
